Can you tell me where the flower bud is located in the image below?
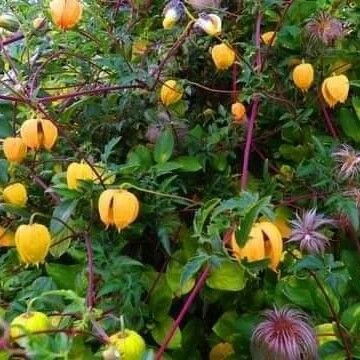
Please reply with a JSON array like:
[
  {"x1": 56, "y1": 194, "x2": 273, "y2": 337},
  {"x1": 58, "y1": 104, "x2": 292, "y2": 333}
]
[
  {"x1": 160, "y1": 80, "x2": 183, "y2": 106},
  {"x1": 49, "y1": 0, "x2": 83, "y2": 30},
  {"x1": 231, "y1": 102, "x2": 246, "y2": 122},
  {"x1": 0, "y1": 14, "x2": 20, "y2": 33},
  {"x1": 195, "y1": 14, "x2": 221, "y2": 36},
  {"x1": 15, "y1": 223, "x2": 51, "y2": 266},
  {"x1": 3, "y1": 137, "x2": 27, "y2": 163},
  {"x1": 292, "y1": 62, "x2": 314, "y2": 92},
  {"x1": 3, "y1": 183, "x2": 27, "y2": 206},
  {"x1": 211, "y1": 43, "x2": 235, "y2": 70},
  {"x1": 108, "y1": 330, "x2": 146, "y2": 360},
  {"x1": 209, "y1": 342, "x2": 234, "y2": 360}
]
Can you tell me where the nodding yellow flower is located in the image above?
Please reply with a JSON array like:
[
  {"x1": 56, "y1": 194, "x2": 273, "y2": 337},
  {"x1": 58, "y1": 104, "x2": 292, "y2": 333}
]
[
  {"x1": 107, "y1": 329, "x2": 146, "y2": 360},
  {"x1": 211, "y1": 43, "x2": 236, "y2": 70},
  {"x1": 231, "y1": 102, "x2": 246, "y2": 123},
  {"x1": 15, "y1": 223, "x2": 51, "y2": 266},
  {"x1": 321, "y1": 74, "x2": 349, "y2": 108},
  {"x1": 292, "y1": 63, "x2": 314, "y2": 92},
  {"x1": 160, "y1": 80, "x2": 183, "y2": 107},
  {"x1": 49, "y1": 0, "x2": 83, "y2": 30},
  {"x1": 20, "y1": 118, "x2": 58, "y2": 151},
  {"x1": 3, "y1": 137, "x2": 27, "y2": 163},
  {"x1": 3, "y1": 183, "x2": 28, "y2": 206},
  {"x1": 10, "y1": 311, "x2": 51, "y2": 346},
  {"x1": 261, "y1": 31, "x2": 277, "y2": 46},
  {"x1": 195, "y1": 14, "x2": 222, "y2": 36},
  {"x1": 66, "y1": 162, "x2": 95, "y2": 190},
  {"x1": 98, "y1": 189, "x2": 139, "y2": 231},
  {"x1": 231, "y1": 221, "x2": 283, "y2": 271},
  {"x1": 0, "y1": 226, "x2": 15, "y2": 247}
]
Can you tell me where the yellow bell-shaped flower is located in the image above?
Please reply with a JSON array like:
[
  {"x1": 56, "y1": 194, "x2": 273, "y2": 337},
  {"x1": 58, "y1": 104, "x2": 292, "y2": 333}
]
[
  {"x1": 321, "y1": 74, "x2": 349, "y2": 108},
  {"x1": 292, "y1": 63, "x2": 314, "y2": 92},
  {"x1": 98, "y1": 189, "x2": 139, "y2": 231},
  {"x1": 211, "y1": 43, "x2": 235, "y2": 71},
  {"x1": 15, "y1": 223, "x2": 51, "y2": 266},
  {"x1": 10, "y1": 311, "x2": 51, "y2": 346},
  {"x1": 0, "y1": 226, "x2": 15, "y2": 247},
  {"x1": 20, "y1": 118, "x2": 58, "y2": 151},
  {"x1": 163, "y1": 7, "x2": 179, "y2": 29},
  {"x1": 3, "y1": 183, "x2": 28, "y2": 206},
  {"x1": 231, "y1": 221, "x2": 283, "y2": 271},
  {"x1": 3, "y1": 137, "x2": 27, "y2": 163},
  {"x1": 160, "y1": 80, "x2": 183, "y2": 107},
  {"x1": 107, "y1": 329, "x2": 146, "y2": 360},
  {"x1": 231, "y1": 102, "x2": 246, "y2": 123},
  {"x1": 49, "y1": 0, "x2": 83, "y2": 30},
  {"x1": 261, "y1": 31, "x2": 277, "y2": 46},
  {"x1": 66, "y1": 162, "x2": 95, "y2": 190}
]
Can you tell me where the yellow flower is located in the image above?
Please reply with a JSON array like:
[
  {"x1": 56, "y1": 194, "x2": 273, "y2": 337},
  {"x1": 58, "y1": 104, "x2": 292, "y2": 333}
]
[
  {"x1": 0, "y1": 226, "x2": 15, "y2": 247},
  {"x1": 3, "y1": 183, "x2": 28, "y2": 206},
  {"x1": 66, "y1": 162, "x2": 94, "y2": 190},
  {"x1": 163, "y1": 7, "x2": 180, "y2": 29},
  {"x1": 3, "y1": 137, "x2": 27, "y2": 163},
  {"x1": 292, "y1": 62, "x2": 314, "y2": 92},
  {"x1": 211, "y1": 43, "x2": 235, "y2": 70},
  {"x1": 209, "y1": 342, "x2": 235, "y2": 360},
  {"x1": 195, "y1": 14, "x2": 222, "y2": 36},
  {"x1": 261, "y1": 31, "x2": 277, "y2": 46},
  {"x1": 98, "y1": 189, "x2": 139, "y2": 231},
  {"x1": 107, "y1": 330, "x2": 146, "y2": 360},
  {"x1": 231, "y1": 221, "x2": 283, "y2": 271},
  {"x1": 49, "y1": 0, "x2": 83, "y2": 30},
  {"x1": 231, "y1": 102, "x2": 246, "y2": 123},
  {"x1": 160, "y1": 80, "x2": 183, "y2": 107},
  {"x1": 321, "y1": 74, "x2": 349, "y2": 108},
  {"x1": 10, "y1": 311, "x2": 51, "y2": 347},
  {"x1": 20, "y1": 118, "x2": 58, "y2": 151},
  {"x1": 15, "y1": 223, "x2": 51, "y2": 266}
]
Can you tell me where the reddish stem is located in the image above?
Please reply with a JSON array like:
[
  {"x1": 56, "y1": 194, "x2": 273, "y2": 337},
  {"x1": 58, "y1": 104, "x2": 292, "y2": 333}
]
[
  {"x1": 320, "y1": 100, "x2": 338, "y2": 138},
  {"x1": 155, "y1": 266, "x2": 210, "y2": 360},
  {"x1": 84, "y1": 233, "x2": 95, "y2": 309}
]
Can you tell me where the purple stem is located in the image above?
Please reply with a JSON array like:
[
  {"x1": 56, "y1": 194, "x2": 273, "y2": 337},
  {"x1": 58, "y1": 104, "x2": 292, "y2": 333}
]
[
  {"x1": 320, "y1": 100, "x2": 338, "y2": 138},
  {"x1": 84, "y1": 233, "x2": 95, "y2": 309},
  {"x1": 155, "y1": 266, "x2": 210, "y2": 360},
  {"x1": 1, "y1": 32, "x2": 24, "y2": 47}
]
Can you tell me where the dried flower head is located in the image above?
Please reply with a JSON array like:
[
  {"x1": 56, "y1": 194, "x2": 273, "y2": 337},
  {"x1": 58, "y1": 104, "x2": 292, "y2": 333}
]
[
  {"x1": 332, "y1": 144, "x2": 360, "y2": 180},
  {"x1": 305, "y1": 12, "x2": 344, "y2": 45},
  {"x1": 288, "y1": 209, "x2": 335, "y2": 254},
  {"x1": 251, "y1": 307, "x2": 318, "y2": 360},
  {"x1": 344, "y1": 187, "x2": 360, "y2": 209}
]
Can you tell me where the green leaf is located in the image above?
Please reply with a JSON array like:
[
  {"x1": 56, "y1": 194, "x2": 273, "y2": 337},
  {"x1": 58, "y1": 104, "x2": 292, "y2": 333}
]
[
  {"x1": 0, "y1": 160, "x2": 8, "y2": 185},
  {"x1": 181, "y1": 255, "x2": 208, "y2": 286},
  {"x1": 149, "y1": 277, "x2": 173, "y2": 318},
  {"x1": 50, "y1": 199, "x2": 78, "y2": 234},
  {"x1": 151, "y1": 316, "x2": 182, "y2": 349},
  {"x1": 0, "y1": 203, "x2": 30, "y2": 218},
  {"x1": 352, "y1": 97, "x2": 360, "y2": 120},
  {"x1": 50, "y1": 226, "x2": 72, "y2": 258},
  {"x1": 166, "y1": 259, "x2": 195, "y2": 296},
  {"x1": 206, "y1": 261, "x2": 246, "y2": 291},
  {"x1": 236, "y1": 196, "x2": 271, "y2": 247},
  {"x1": 193, "y1": 199, "x2": 221, "y2": 237},
  {"x1": 154, "y1": 128, "x2": 174, "y2": 164},
  {"x1": 338, "y1": 108, "x2": 360, "y2": 143},
  {"x1": 45, "y1": 263, "x2": 82, "y2": 291},
  {"x1": 341, "y1": 303, "x2": 360, "y2": 334},
  {"x1": 173, "y1": 156, "x2": 202, "y2": 172}
]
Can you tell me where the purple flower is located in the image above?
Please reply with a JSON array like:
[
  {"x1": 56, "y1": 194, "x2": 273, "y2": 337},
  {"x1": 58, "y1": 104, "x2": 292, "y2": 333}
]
[
  {"x1": 288, "y1": 209, "x2": 335, "y2": 254},
  {"x1": 332, "y1": 145, "x2": 360, "y2": 180},
  {"x1": 305, "y1": 12, "x2": 345, "y2": 45},
  {"x1": 251, "y1": 307, "x2": 318, "y2": 360}
]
